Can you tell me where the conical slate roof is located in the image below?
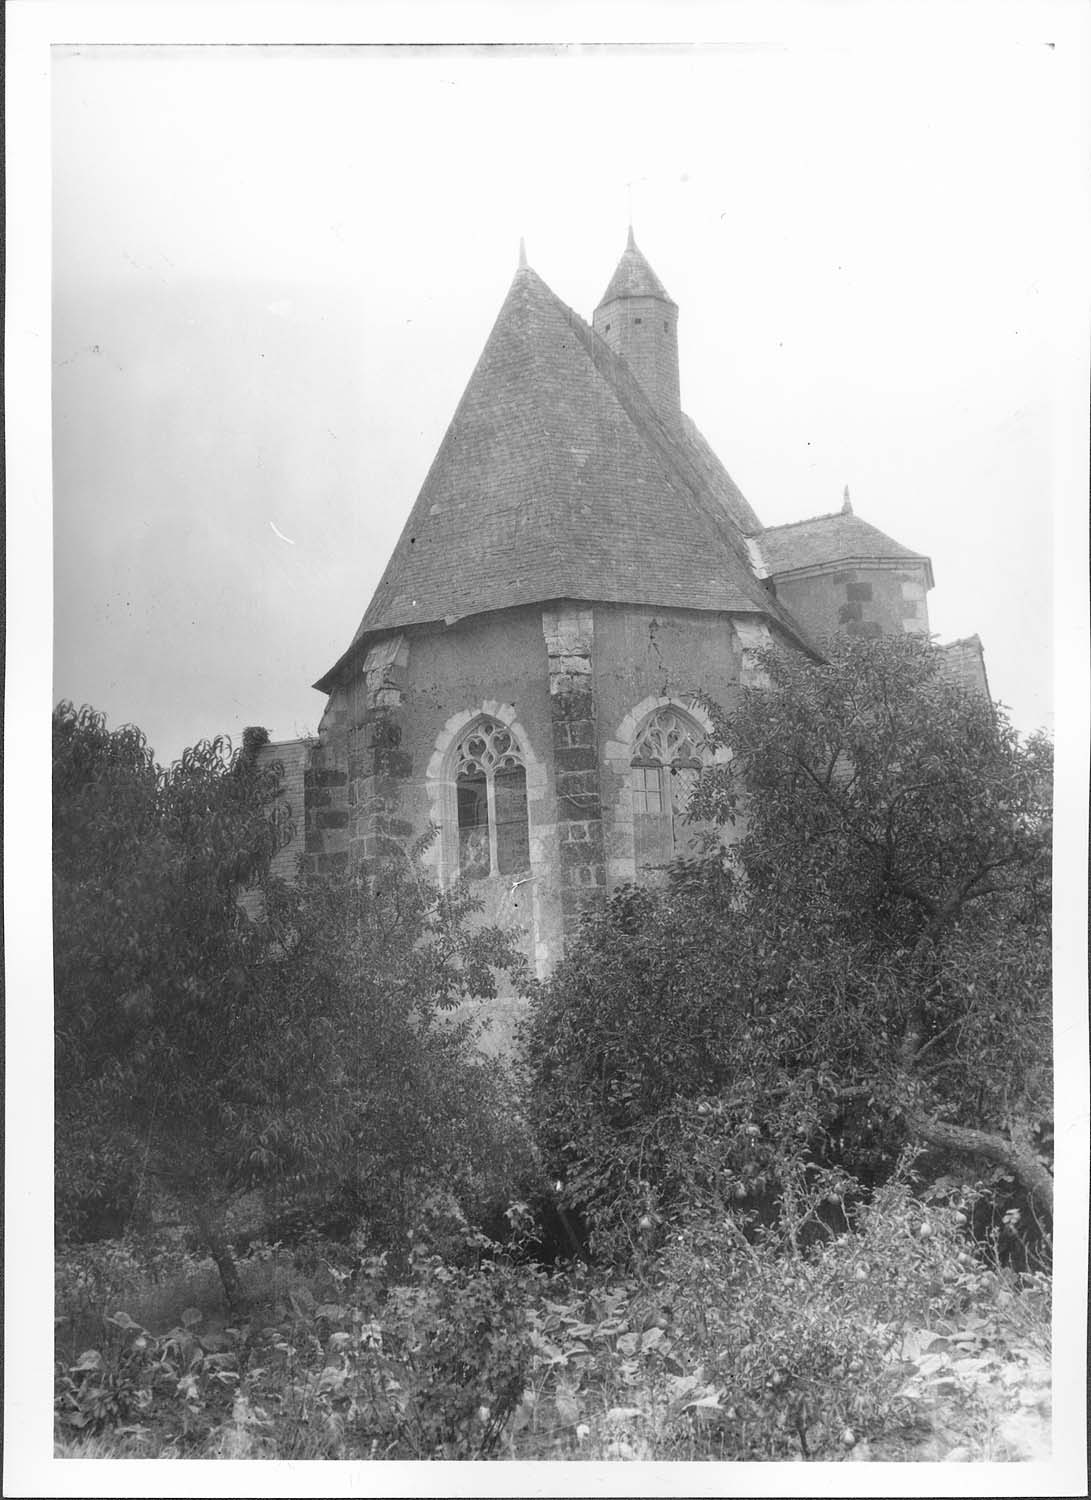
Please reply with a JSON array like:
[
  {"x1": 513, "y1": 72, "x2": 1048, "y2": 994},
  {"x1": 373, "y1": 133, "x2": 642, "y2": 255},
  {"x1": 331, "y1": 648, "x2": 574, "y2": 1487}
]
[
  {"x1": 316, "y1": 264, "x2": 810, "y2": 690},
  {"x1": 759, "y1": 511, "x2": 933, "y2": 586},
  {"x1": 596, "y1": 226, "x2": 675, "y2": 306}
]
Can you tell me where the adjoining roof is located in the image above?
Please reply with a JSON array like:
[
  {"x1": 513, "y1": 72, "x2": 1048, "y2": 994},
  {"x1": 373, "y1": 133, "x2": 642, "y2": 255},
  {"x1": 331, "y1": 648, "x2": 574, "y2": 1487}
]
[
  {"x1": 596, "y1": 226, "x2": 675, "y2": 307},
  {"x1": 759, "y1": 511, "x2": 934, "y2": 586},
  {"x1": 316, "y1": 262, "x2": 808, "y2": 690}
]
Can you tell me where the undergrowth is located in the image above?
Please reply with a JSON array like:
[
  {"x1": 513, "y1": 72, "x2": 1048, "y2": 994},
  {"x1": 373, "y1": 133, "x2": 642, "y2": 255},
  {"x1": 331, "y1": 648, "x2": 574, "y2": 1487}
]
[{"x1": 55, "y1": 1176, "x2": 1051, "y2": 1462}]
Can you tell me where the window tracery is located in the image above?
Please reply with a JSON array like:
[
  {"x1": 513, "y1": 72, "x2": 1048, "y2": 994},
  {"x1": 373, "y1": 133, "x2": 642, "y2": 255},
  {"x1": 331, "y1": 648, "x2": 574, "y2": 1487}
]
[
  {"x1": 629, "y1": 707, "x2": 710, "y2": 872},
  {"x1": 454, "y1": 719, "x2": 530, "y2": 879}
]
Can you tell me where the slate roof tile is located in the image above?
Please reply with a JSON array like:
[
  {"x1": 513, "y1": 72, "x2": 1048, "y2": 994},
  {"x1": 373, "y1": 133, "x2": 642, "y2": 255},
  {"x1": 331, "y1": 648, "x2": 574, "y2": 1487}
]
[
  {"x1": 759, "y1": 512, "x2": 931, "y2": 578},
  {"x1": 679, "y1": 413, "x2": 764, "y2": 535},
  {"x1": 596, "y1": 228, "x2": 675, "y2": 306}
]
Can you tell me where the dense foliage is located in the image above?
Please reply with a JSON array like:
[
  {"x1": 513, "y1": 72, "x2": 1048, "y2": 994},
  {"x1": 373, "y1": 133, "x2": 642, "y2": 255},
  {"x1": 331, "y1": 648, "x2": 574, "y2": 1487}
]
[
  {"x1": 53, "y1": 639, "x2": 1057, "y2": 1463},
  {"x1": 54, "y1": 703, "x2": 532, "y2": 1300},
  {"x1": 525, "y1": 635, "x2": 1053, "y2": 1256}
]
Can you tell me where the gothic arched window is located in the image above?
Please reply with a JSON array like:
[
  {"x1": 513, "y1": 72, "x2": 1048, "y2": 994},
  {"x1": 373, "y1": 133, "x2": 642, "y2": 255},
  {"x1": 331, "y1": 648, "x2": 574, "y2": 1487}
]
[
  {"x1": 630, "y1": 707, "x2": 709, "y2": 874},
  {"x1": 454, "y1": 718, "x2": 530, "y2": 880}
]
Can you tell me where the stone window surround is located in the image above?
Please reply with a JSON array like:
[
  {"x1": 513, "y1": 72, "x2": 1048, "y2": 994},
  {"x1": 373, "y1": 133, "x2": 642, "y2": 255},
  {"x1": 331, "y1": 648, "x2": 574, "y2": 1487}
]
[
  {"x1": 453, "y1": 719, "x2": 530, "y2": 880},
  {"x1": 423, "y1": 701, "x2": 548, "y2": 894},
  {"x1": 603, "y1": 694, "x2": 730, "y2": 887}
]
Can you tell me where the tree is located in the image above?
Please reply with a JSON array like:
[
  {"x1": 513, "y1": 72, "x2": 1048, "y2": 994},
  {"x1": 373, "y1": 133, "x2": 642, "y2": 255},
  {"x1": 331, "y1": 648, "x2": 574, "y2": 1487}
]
[
  {"x1": 54, "y1": 705, "x2": 287, "y2": 1269},
  {"x1": 695, "y1": 634, "x2": 1052, "y2": 1214},
  {"x1": 54, "y1": 704, "x2": 530, "y2": 1305},
  {"x1": 522, "y1": 867, "x2": 771, "y2": 1256},
  {"x1": 526, "y1": 635, "x2": 1053, "y2": 1252}
]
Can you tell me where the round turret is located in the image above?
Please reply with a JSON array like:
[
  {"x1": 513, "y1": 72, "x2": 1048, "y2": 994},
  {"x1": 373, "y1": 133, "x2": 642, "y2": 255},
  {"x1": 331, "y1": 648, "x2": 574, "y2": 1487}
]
[{"x1": 593, "y1": 228, "x2": 681, "y2": 427}]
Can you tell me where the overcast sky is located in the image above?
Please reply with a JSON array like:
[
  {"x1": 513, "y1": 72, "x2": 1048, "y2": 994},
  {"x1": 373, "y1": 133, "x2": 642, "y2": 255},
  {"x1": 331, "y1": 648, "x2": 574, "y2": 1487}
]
[{"x1": 50, "y1": 32, "x2": 1084, "y2": 762}]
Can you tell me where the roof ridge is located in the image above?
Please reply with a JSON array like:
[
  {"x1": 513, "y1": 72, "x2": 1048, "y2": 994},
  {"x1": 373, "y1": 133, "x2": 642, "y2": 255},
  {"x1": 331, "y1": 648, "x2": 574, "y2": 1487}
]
[
  {"x1": 761, "y1": 510, "x2": 846, "y2": 533},
  {"x1": 552, "y1": 299, "x2": 790, "y2": 616}
]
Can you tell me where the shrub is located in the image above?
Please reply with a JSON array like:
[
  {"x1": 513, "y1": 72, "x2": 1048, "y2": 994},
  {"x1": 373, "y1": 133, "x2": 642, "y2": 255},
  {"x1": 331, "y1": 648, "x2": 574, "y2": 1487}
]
[
  {"x1": 55, "y1": 1205, "x2": 547, "y2": 1460},
  {"x1": 648, "y1": 1163, "x2": 1046, "y2": 1460},
  {"x1": 55, "y1": 1173, "x2": 1051, "y2": 1462}
]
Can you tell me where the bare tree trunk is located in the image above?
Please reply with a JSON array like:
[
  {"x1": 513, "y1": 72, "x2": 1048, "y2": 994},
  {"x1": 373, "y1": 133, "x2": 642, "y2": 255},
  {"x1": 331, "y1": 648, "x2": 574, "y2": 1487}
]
[
  {"x1": 903, "y1": 1106, "x2": 1053, "y2": 1217},
  {"x1": 895, "y1": 920, "x2": 1053, "y2": 1222},
  {"x1": 195, "y1": 1206, "x2": 244, "y2": 1312}
]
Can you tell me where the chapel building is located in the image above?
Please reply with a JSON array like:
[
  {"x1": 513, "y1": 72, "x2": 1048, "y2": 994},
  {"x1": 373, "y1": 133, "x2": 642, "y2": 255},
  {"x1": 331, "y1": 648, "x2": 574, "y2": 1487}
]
[{"x1": 261, "y1": 232, "x2": 988, "y2": 1047}]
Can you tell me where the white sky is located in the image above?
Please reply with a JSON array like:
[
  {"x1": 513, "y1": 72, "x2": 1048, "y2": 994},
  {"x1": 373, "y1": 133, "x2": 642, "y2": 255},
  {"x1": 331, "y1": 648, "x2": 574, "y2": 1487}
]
[
  {"x1": 6, "y1": 5, "x2": 1090, "y2": 1497},
  {"x1": 45, "y1": 24, "x2": 1086, "y2": 760}
]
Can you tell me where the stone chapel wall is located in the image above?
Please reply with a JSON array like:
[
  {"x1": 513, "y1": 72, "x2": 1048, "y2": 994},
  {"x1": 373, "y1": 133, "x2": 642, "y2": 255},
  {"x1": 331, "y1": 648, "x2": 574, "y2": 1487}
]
[{"x1": 771, "y1": 560, "x2": 932, "y2": 644}]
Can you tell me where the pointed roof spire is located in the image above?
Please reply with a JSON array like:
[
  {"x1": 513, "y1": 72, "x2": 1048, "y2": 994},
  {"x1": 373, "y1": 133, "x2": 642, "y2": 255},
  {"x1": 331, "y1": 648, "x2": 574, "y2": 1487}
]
[
  {"x1": 842, "y1": 484, "x2": 853, "y2": 515},
  {"x1": 518, "y1": 236, "x2": 528, "y2": 270},
  {"x1": 596, "y1": 227, "x2": 674, "y2": 307}
]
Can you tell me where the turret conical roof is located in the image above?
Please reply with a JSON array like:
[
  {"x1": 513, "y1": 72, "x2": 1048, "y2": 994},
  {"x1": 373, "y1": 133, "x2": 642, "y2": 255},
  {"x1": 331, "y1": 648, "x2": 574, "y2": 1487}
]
[{"x1": 596, "y1": 226, "x2": 675, "y2": 306}]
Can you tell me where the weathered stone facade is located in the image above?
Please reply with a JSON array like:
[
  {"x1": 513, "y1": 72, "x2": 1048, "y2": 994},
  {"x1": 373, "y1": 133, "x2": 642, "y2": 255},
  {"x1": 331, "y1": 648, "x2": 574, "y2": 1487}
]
[{"x1": 277, "y1": 599, "x2": 769, "y2": 1049}]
